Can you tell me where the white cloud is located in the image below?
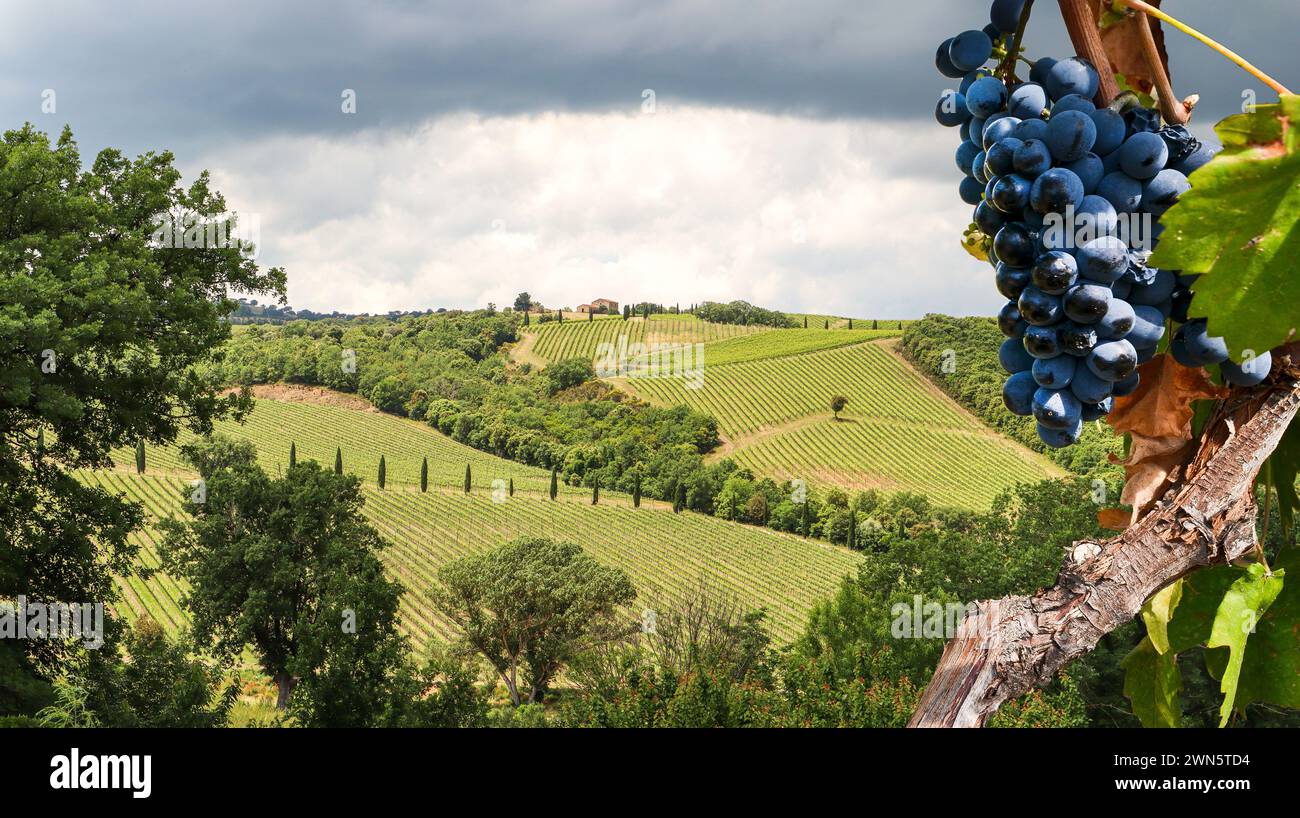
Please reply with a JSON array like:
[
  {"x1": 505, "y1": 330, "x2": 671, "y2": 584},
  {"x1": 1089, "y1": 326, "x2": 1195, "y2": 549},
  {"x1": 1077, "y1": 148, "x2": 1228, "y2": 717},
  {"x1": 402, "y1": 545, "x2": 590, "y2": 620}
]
[{"x1": 198, "y1": 106, "x2": 1001, "y2": 318}]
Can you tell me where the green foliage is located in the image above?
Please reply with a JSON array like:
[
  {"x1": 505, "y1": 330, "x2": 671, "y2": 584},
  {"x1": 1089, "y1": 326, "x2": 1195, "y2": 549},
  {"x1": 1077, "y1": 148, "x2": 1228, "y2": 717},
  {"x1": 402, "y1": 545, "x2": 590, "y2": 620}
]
[
  {"x1": 378, "y1": 454, "x2": 386, "y2": 488},
  {"x1": 433, "y1": 537, "x2": 637, "y2": 705},
  {"x1": 135, "y1": 440, "x2": 146, "y2": 474},
  {"x1": 693, "y1": 300, "x2": 799, "y2": 328},
  {"x1": 1150, "y1": 95, "x2": 1300, "y2": 358},
  {"x1": 545, "y1": 356, "x2": 594, "y2": 395},
  {"x1": 420, "y1": 456, "x2": 428, "y2": 492}
]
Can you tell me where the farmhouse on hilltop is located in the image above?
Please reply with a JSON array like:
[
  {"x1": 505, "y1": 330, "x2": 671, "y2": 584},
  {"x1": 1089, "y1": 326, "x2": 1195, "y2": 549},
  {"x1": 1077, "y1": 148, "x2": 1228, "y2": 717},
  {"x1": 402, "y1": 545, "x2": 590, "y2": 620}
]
[{"x1": 577, "y1": 298, "x2": 618, "y2": 314}]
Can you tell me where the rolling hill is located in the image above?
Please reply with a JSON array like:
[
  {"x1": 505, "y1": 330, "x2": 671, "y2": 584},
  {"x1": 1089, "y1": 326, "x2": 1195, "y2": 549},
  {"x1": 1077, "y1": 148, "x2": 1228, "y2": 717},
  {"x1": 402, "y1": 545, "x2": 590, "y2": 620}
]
[{"x1": 89, "y1": 391, "x2": 864, "y2": 647}]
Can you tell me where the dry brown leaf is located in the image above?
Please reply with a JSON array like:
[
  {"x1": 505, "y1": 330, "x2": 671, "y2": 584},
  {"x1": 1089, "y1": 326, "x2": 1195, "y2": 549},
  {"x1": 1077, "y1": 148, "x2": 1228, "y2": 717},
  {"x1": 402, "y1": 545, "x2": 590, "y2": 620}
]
[
  {"x1": 1112, "y1": 434, "x2": 1197, "y2": 522},
  {"x1": 1109, "y1": 354, "x2": 1224, "y2": 439},
  {"x1": 1097, "y1": 507, "x2": 1132, "y2": 531},
  {"x1": 1095, "y1": 0, "x2": 1168, "y2": 96}
]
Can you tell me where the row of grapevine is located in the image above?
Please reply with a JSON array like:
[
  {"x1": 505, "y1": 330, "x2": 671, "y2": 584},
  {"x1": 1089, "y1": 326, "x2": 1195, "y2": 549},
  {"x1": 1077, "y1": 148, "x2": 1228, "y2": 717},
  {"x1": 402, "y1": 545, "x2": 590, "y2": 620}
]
[{"x1": 529, "y1": 313, "x2": 769, "y2": 364}]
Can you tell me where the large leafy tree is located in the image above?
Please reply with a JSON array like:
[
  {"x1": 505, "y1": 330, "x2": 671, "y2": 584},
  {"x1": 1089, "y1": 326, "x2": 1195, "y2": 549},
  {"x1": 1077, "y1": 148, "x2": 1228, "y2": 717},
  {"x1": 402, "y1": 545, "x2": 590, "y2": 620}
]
[
  {"x1": 433, "y1": 537, "x2": 636, "y2": 705},
  {"x1": 0, "y1": 124, "x2": 284, "y2": 712},
  {"x1": 159, "y1": 438, "x2": 408, "y2": 722}
]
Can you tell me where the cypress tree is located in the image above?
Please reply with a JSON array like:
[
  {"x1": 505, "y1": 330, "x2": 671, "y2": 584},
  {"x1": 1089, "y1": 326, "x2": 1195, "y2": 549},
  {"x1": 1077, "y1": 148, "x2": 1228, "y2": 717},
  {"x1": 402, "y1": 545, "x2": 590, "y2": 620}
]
[
  {"x1": 872, "y1": 319, "x2": 878, "y2": 329},
  {"x1": 803, "y1": 316, "x2": 808, "y2": 329},
  {"x1": 524, "y1": 311, "x2": 530, "y2": 327},
  {"x1": 549, "y1": 468, "x2": 558, "y2": 500},
  {"x1": 633, "y1": 474, "x2": 641, "y2": 508},
  {"x1": 592, "y1": 481, "x2": 599, "y2": 505},
  {"x1": 801, "y1": 500, "x2": 810, "y2": 538},
  {"x1": 335, "y1": 447, "x2": 343, "y2": 475},
  {"x1": 509, "y1": 477, "x2": 514, "y2": 497},
  {"x1": 848, "y1": 318, "x2": 854, "y2": 329},
  {"x1": 729, "y1": 492, "x2": 737, "y2": 521},
  {"x1": 289, "y1": 441, "x2": 296, "y2": 468},
  {"x1": 378, "y1": 455, "x2": 386, "y2": 489},
  {"x1": 673, "y1": 483, "x2": 686, "y2": 513},
  {"x1": 848, "y1": 512, "x2": 857, "y2": 549},
  {"x1": 464, "y1": 464, "x2": 472, "y2": 493},
  {"x1": 823, "y1": 320, "x2": 829, "y2": 330},
  {"x1": 135, "y1": 440, "x2": 146, "y2": 475},
  {"x1": 420, "y1": 457, "x2": 428, "y2": 492},
  {"x1": 556, "y1": 309, "x2": 562, "y2": 322}
]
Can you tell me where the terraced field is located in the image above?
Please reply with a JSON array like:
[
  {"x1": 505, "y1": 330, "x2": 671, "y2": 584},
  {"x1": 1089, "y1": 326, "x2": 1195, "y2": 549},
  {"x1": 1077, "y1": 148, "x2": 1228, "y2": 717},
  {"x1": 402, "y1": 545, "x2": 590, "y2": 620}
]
[
  {"x1": 527, "y1": 313, "x2": 769, "y2": 364},
  {"x1": 89, "y1": 396, "x2": 863, "y2": 647},
  {"x1": 697, "y1": 328, "x2": 900, "y2": 366},
  {"x1": 620, "y1": 340, "x2": 1060, "y2": 509}
]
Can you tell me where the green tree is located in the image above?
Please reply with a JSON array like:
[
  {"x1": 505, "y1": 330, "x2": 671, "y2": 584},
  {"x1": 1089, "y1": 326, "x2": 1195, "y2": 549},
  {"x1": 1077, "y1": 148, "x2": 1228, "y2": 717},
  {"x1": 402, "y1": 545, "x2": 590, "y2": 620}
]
[
  {"x1": 335, "y1": 447, "x2": 343, "y2": 475},
  {"x1": 523, "y1": 310, "x2": 530, "y2": 327},
  {"x1": 513, "y1": 292, "x2": 532, "y2": 312},
  {"x1": 673, "y1": 483, "x2": 687, "y2": 513},
  {"x1": 159, "y1": 442, "x2": 406, "y2": 718},
  {"x1": 420, "y1": 457, "x2": 428, "y2": 492},
  {"x1": 550, "y1": 468, "x2": 559, "y2": 500},
  {"x1": 0, "y1": 124, "x2": 284, "y2": 711},
  {"x1": 135, "y1": 440, "x2": 146, "y2": 474},
  {"x1": 830, "y1": 395, "x2": 849, "y2": 420},
  {"x1": 464, "y1": 463, "x2": 472, "y2": 493},
  {"x1": 592, "y1": 480, "x2": 599, "y2": 505},
  {"x1": 803, "y1": 316, "x2": 808, "y2": 328},
  {"x1": 289, "y1": 441, "x2": 296, "y2": 468},
  {"x1": 633, "y1": 473, "x2": 641, "y2": 508},
  {"x1": 801, "y1": 499, "x2": 811, "y2": 538},
  {"x1": 378, "y1": 455, "x2": 386, "y2": 489},
  {"x1": 848, "y1": 318, "x2": 854, "y2": 329},
  {"x1": 433, "y1": 537, "x2": 636, "y2": 705},
  {"x1": 509, "y1": 477, "x2": 514, "y2": 497},
  {"x1": 545, "y1": 356, "x2": 594, "y2": 395}
]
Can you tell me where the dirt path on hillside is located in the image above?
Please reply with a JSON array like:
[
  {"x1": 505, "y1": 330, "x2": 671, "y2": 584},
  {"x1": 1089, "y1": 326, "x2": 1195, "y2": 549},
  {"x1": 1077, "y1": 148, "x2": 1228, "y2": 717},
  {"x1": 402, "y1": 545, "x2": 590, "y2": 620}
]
[{"x1": 507, "y1": 330, "x2": 547, "y2": 369}]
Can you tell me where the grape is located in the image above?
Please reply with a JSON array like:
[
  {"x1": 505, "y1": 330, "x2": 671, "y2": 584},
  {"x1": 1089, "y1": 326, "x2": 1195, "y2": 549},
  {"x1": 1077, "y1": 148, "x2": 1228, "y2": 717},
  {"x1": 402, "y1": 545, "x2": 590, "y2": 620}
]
[
  {"x1": 1000, "y1": 337, "x2": 1035, "y2": 373},
  {"x1": 1169, "y1": 285, "x2": 1193, "y2": 323},
  {"x1": 961, "y1": 69, "x2": 994, "y2": 94},
  {"x1": 1031, "y1": 250, "x2": 1078, "y2": 295},
  {"x1": 1051, "y1": 94, "x2": 1096, "y2": 116},
  {"x1": 1058, "y1": 321, "x2": 1099, "y2": 357},
  {"x1": 1090, "y1": 108, "x2": 1126, "y2": 156},
  {"x1": 991, "y1": 175, "x2": 1033, "y2": 215},
  {"x1": 1140, "y1": 168, "x2": 1190, "y2": 216},
  {"x1": 950, "y1": 30, "x2": 994, "y2": 72},
  {"x1": 1096, "y1": 298, "x2": 1136, "y2": 340},
  {"x1": 1128, "y1": 268, "x2": 1176, "y2": 306},
  {"x1": 1013, "y1": 139, "x2": 1053, "y2": 177},
  {"x1": 1076, "y1": 194, "x2": 1118, "y2": 237},
  {"x1": 1046, "y1": 58, "x2": 1100, "y2": 101},
  {"x1": 1136, "y1": 344, "x2": 1157, "y2": 364},
  {"x1": 1101, "y1": 148, "x2": 1122, "y2": 175},
  {"x1": 959, "y1": 175, "x2": 985, "y2": 205},
  {"x1": 1021, "y1": 206, "x2": 1045, "y2": 229},
  {"x1": 1097, "y1": 171, "x2": 1142, "y2": 212},
  {"x1": 1013, "y1": 118, "x2": 1049, "y2": 143},
  {"x1": 1070, "y1": 364, "x2": 1114, "y2": 404},
  {"x1": 972, "y1": 150, "x2": 989, "y2": 183},
  {"x1": 957, "y1": 140, "x2": 981, "y2": 175},
  {"x1": 1003, "y1": 371, "x2": 1038, "y2": 415},
  {"x1": 1119, "y1": 131, "x2": 1168, "y2": 179},
  {"x1": 1008, "y1": 83, "x2": 1048, "y2": 119},
  {"x1": 974, "y1": 200, "x2": 1006, "y2": 235},
  {"x1": 994, "y1": 221, "x2": 1037, "y2": 265},
  {"x1": 1045, "y1": 110, "x2": 1097, "y2": 161},
  {"x1": 1033, "y1": 387, "x2": 1083, "y2": 430},
  {"x1": 967, "y1": 117, "x2": 986, "y2": 145},
  {"x1": 1112, "y1": 371, "x2": 1141, "y2": 397},
  {"x1": 1081, "y1": 397, "x2": 1114, "y2": 422},
  {"x1": 1111, "y1": 276, "x2": 1132, "y2": 300},
  {"x1": 995, "y1": 263, "x2": 1033, "y2": 300},
  {"x1": 1063, "y1": 282, "x2": 1112, "y2": 323},
  {"x1": 1029, "y1": 57, "x2": 1057, "y2": 85},
  {"x1": 936, "y1": 90, "x2": 971, "y2": 126},
  {"x1": 998, "y1": 301, "x2": 1029, "y2": 338},
  {"x1": 985, "y1": 137, "x2": 1023, "y2": 176},
  {"x1": 1018, "y1": 285, "x2": 1063, "y2": 326},
  {"x1": 1030, "y1": 167, "x2": 1084, "y2": 214},
  {"x1": 1170, "y1": 140, "x2": 1219, "y2": 176},
  {"x1": 936, "y1": 38, "x2": 966, "y2": 78},
  {"x1": 1023, "y1": 325, "x2": 1062, "y2": 358},
  {"x1": 1076, "y1": 236, "x2": 1128, "y2": 283},
  {"x1": 1033, "y1": 355, "x2": 1076, "y2": 388},
  {"x1": 1125, "y1": 304, "x2": 1166, "y2": 349},
  {"x1": 1038, "y1": 419, "x2": 1084, "y2": 448},
  {"x1": 1221, "y1": 352, "x2": 1272, "y2": 387},
  {"x1": 1183, "y1": 319, "x2": 1229, "y2": 365},
  {"x1": 967, "y1": 76, "x2": 1009, "y2": 118},
  {"x1": 990, "y1": 0, "x2": 1028, "y2": 33},
  {"x1": 982, "y1": 115, "x2": 1021, "y2": 150},
  {"x1": 1064, "y1": 153, "x2": 1104, "y2": 194},
  {"x1": 1087, "y1": 339, "x2": 1138, "y2": 381}
]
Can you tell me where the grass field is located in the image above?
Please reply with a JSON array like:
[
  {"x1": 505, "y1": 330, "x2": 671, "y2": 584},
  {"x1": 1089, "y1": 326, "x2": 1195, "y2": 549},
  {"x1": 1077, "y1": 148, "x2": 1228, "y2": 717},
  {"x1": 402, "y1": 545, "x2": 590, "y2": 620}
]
[
  {"x1": 525, "y1": 313, "x2": 770, "y2": 365},
  {"x1": 90, "y1": 396, "x2": 864, "y2": 647},
  {"x1": 619, "y1": 339, "x2": 1061, "y2": 509}
]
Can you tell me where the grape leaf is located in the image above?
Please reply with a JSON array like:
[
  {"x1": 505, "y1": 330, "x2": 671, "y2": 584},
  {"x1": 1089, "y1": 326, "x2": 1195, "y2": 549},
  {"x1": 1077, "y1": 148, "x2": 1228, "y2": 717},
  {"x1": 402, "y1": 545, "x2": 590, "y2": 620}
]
[
  {"x1": 1109, "y1": 354, "x2": 1223, "y2": 439},
  {"x1": 1204, "y1": 549, "x2": 1300, "y2": 716},
  {"x1": 1266, "y1": 418, "x2": 1300, "y2": 535},
  {"x1": 1140, "y1": 579, "x2": 1183, "y2": 654},
  {"x1": 1122, "y1": 636, "x2": 1183, "y2": 728},
  {"x1": 1149, "y1": 95, "x2": 1300, "y2": 358},
  {"x1": 1203, "y1": 563, "x2": 1285, "y2": 727}
]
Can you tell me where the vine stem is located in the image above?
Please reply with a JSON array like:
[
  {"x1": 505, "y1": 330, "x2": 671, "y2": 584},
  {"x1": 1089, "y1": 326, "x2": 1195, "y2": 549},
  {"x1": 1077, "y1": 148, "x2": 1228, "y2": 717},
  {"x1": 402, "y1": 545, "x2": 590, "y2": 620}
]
[
  {"x1": 995, "y1": 0, "x2": 1035, "y2": 83},
  {"x1": 1057, "y1": 0, "x2": 1121, "y2": 105},
  {"x1": 1133, "y1": 8, "x2": 1190, "y2": 125},
  {"x1": 1114, "y1": 0, "x2": 1292, "y2": 95}
]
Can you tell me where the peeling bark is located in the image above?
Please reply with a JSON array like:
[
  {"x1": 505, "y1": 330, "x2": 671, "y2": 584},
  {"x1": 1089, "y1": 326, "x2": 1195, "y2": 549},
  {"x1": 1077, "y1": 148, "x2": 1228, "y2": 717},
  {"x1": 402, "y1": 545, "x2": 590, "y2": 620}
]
[{"x1": 910, "y1": 375, "x2": 1300, "y2": 728}]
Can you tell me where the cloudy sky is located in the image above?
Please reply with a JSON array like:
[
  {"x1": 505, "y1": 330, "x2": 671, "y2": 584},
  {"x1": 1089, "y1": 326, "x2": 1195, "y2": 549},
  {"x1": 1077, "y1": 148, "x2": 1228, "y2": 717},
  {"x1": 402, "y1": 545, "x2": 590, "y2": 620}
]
[{"x1": 3, "y1": 0, "x2": 1297, "y2": 317}]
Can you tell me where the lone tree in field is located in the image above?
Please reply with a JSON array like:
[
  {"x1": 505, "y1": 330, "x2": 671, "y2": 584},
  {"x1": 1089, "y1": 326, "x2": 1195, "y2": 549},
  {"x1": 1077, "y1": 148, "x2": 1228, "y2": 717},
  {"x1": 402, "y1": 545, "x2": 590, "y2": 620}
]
[
  {"x1": 378, "y1": 455, "x2": 386, "y2": 489},
  {"x1": 830, "y1": 395, "x2": 849, "y2": 420},
  {"x1": 633, "y1": 473, "x2": 641, "y2": 508},
  {"x1": 464, "y1": 464, "x2": 472, "y2": 493},
  {"x1": 591, "y1": 480, "x2": 599, "y2": 505},
  {"x1": 160, "y1": 437, "x2": 406, "y2": 719},
  {"x1": 513, "y1": 292, "x2": 531, "y2": 312},
  {"x1": 509, "y1": 477, "x2": 514, "y2": 497},
  {"x1": 434, "y1": 537, "x2": 635, "y2": 705},
  {"x1": 420, "y1": 457, "x2": 428, "y2": 493},
  {"x1": 289, "y1": 441, "x2": 296, "y2": 468},
  {"x1": 549, "y1": 468, "x2": 558, "y2": 500},
  {"x1": 334, "y1": 447, "x2": 343, "y2": 475},
  {"x1": 135, "y1": 440, "x2": 146, "y2": 474},
  {"x1": 848, "y1": 318, "x2": 854, "y2": 329}
]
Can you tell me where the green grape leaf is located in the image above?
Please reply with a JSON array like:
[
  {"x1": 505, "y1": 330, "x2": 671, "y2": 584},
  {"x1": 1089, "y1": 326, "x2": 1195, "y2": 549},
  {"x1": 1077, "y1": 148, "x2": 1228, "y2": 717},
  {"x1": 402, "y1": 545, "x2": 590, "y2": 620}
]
[
  {"x1": 1266, "y1": 419, "x2": 1300, "y2": 535},
  {"x1": 1165, "y1": 563, "x2": 1241, "y2": 653},
  {"x1": 1148, "y1": 94, "x2": 1300, "y2": 358},
  {"x1": 1140, "y1": 579, "x2": 1183, "y2": 654},
  {"x1": 1205, "y1": 549, "x2": 1300, "y2": 716},
  {"x1": 962, "y1": 222, "x2": 990, "y2": 262},
  {"x1": 1122, "y1": 636, "x2": 1183, "y2": 728},
  {"x1": 1203, "y1": 563, "x2": 1285, "y2": 727}
]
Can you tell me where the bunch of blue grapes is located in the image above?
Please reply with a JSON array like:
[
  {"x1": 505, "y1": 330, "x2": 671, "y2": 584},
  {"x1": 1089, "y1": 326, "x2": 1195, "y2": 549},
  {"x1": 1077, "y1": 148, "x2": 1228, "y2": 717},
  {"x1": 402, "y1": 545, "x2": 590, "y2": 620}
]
[{"x1": 934, "y1": 0, "x2": 1267, "y2": 448}]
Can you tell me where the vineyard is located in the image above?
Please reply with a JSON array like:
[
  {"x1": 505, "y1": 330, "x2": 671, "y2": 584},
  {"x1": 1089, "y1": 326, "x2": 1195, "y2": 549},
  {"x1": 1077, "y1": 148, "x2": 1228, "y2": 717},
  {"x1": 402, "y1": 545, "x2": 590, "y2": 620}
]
[
  {"x1": 89, "y1": 398, "x2": 864, "y2": 647},
  {"x1": 693, "y1": 328, "x2": 900, "y2": 366},
  {"x1": 621, "y1": 339, "x2": 1060, "y2": 508},
  {"x1": 526, "y1": 313, "x2": 770, "y2": 364}
]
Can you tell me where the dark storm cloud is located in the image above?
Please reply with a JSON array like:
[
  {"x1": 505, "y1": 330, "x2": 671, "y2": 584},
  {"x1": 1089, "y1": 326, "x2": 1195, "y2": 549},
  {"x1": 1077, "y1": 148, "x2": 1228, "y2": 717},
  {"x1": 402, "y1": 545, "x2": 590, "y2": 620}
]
[{"x1": 3, "y1": 0, "x2": 1296, "y2": 160}]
